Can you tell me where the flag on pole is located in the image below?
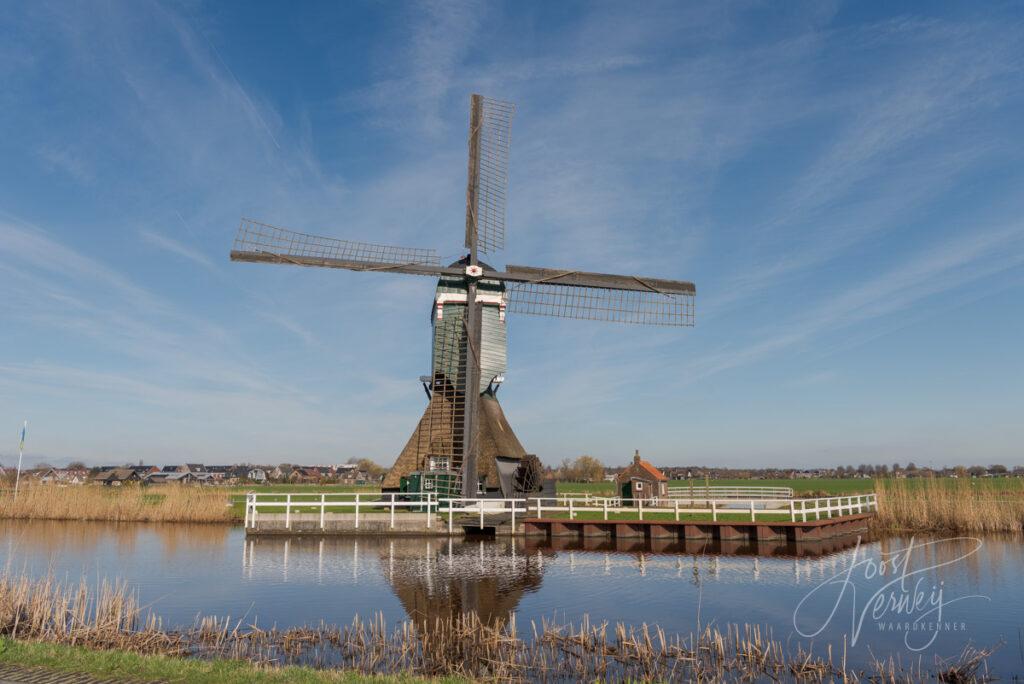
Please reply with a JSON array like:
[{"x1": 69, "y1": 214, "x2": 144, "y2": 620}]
[{"x1": 19, "y1": 421, "x2": 26, "y2": 451}]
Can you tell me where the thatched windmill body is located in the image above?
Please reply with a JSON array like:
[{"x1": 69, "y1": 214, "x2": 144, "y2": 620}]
[{"x1": 230, "y1": 95, "x2": 695, "y2": 498}]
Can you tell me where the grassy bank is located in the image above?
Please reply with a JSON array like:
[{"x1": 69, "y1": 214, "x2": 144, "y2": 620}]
[
  {"x1": 557, "y1": 477, "x2": 876, "y2": 496},
  {"x1": 0, "y1": 485, "x2": 235, "y2": 523},
  {"x1": 874, "y1": 477, "x2": 1024, "y2": 534},
  {"x1": 0, "y1": 639, "x2": 449, "y2": 684}
]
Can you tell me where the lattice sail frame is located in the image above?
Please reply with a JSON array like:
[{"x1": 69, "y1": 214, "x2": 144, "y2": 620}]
[
  {"x1": 234, "y1": 219, "x2": 441, "y2": 268},
  {"x1": 417, "y1": 313, "x2": 470, "y2": 484},
  {"x1": 468, "y1": 97, "x2": 515, "y2": 254},
  {"x1": 505, "y1": 283, "x2": 695, "y2": 326}
]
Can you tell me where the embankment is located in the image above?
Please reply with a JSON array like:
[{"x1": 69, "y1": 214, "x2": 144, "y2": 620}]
[{"x1": 0, "y1": 485, "x2": 235, "y2": 523}]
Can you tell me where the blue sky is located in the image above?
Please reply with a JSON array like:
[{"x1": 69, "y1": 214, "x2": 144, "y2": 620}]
[{"x1": 2, "y1": 1, "x2": 1023, "y2": 469}]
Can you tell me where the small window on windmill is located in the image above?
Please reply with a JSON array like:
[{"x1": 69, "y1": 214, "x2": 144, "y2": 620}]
[
  {"x1": 423, "y1": 479, "x2": 435, "y2": 491},
  {"x1": 428, "y1": 456, "x2": 449, "y2": 471}
]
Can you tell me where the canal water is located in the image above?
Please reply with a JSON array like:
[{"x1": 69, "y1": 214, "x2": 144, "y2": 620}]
[{"x1": 1, "y1": 520, "x2": 1021, "y2": 675}]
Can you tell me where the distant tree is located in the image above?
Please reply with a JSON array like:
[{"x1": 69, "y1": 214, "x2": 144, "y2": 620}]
[
  {"x1": 560, "y1": 455, "x2": 605, "y2": 482},
  {"x1": 34, "y1": 462, "x2": 53, "y2": 470},
  {"x1": 954, "y1": 465, "x2": 968, "y2": 478},
  {"x1": 968, "y1": 466, "x2": 987, "y2": 478},
  {"x1": 67, "y1": 461, "x2": 87, "y2": 470},
  {"x1": 906, "y1": 462, "x2": 918, "y2": 474},
  {"x1": 877, "y1": 464, "x2": 889, "y2": 476},
  {"x1": 892, "y1": 462, "x2": 901, "y2": 473},
  {"x1": 989, "y1": 464, "x2": 1008, "y2": 475},
  {"x1": 354, "y1": 458, "x2": 386, "y2": 479}
]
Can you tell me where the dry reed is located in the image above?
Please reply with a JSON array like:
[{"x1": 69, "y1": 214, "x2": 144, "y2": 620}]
[
  {"x1": 874, "y1": 477, "x2": 1024, "y2": 534},
  {"x1": 0, "y1": 571, "x2": 997, "y2": 682},
  {"x1": 0, "y1": 484, "x2": 233, "y2": 524}
]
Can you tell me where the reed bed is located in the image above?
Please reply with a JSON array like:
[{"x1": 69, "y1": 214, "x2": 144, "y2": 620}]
[
  {"x1": 0, "y1": 485, "x2": 234, "y2": 523},
  {"x1": 874, "y1": 477, "x2": 1024, "y2": 534},
  {"x1": 0, "y1": 572, "x2": 996, "y2": 682}
]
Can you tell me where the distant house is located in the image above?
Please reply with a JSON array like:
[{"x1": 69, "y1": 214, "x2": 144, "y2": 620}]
[
  {"x1": 147, "y1": 471, "x2": 213, "y2": 485},
  {"x1": 246, "y1": 468, "x2": 268, "y2": 483},
  {"x1": 289, "y1": 467, "x2": 322, "y2": 484},
  {"x1": 38, "y1": 468, "x2": 90, "y2": 485},
  {"x1": 270, "y1": 466, "x2": 293, "y2": 482},
  {"x1": 92, "y1": 469, "x2": 142, "y2": 486},
  {"x1": 130, "y1": 465, "x2": 160, "y2": 476},
  {"x1": 335, "y1": 464, "x2": 361, "y2": 484},
  {"x1": 36, "y1": 468, "x2": 63, "y2": 484},
  {"x1": 205, "y1": 465, "x2": 233, "y2": 481},
  {"x1": 615, "y1": 450, "x2": 668, "y2": 504}
]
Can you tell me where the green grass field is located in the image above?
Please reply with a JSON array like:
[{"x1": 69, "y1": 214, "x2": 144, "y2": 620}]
[{"x1": 556, "y1": 478, "x2": 876, "y2": 496}]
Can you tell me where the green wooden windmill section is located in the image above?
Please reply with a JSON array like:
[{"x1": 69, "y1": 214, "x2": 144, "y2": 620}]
[{"x1": 432, "y1": 276, "x2": 507, "y2": 394}]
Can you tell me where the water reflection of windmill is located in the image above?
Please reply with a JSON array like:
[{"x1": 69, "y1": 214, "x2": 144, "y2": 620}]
[
  {"x1": 230, "y1": 94, "x2": 696, "y2": 498},
  {"x1": 381, "y1": 538, "x2": 543, "y2": 626}
]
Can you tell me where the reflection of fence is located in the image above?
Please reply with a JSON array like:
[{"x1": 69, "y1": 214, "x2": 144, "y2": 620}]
[{"x1": 666, "y1": 486, "x2": 794, "y2": 500}]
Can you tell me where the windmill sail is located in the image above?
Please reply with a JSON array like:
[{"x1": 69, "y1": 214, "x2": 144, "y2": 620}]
[
  {"x1": 231, "y1": 219, "x2": 448, "y2": 276},
  {"x1": 465, "y1": 95, "x2": 515, "y2": 255},
  {"x1": 499, "y1": 265, "x2": 695, "y2": 326}
]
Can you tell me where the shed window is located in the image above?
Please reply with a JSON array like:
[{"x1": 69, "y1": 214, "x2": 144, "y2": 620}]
[{"x1": 635, "y1": 481, "x2": 644, "y2": 491}]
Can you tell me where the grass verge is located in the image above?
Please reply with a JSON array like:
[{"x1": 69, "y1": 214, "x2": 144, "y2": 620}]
[{"x1": 0, "y1": 639, "x2": 456, "y2": 684}]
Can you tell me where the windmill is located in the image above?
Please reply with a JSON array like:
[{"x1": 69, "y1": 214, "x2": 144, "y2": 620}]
[{"x1": 230, "y1": 95, "x2": 695, "y2": 499}]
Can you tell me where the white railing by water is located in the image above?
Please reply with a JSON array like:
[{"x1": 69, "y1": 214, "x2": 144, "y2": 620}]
[
  {"x1": 244, "y1": 491, "x2": 438, "y2": 531},
  {"x1": 244, "y1": 491, "x2": 876, "y2": 531},
  {"x1": 529, "y1": 494, "x2": 875, "y2": 522}
]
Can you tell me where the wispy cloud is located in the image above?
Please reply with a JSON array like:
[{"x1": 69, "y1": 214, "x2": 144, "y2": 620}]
[{"x1": 139, "y1": 229, "x2": 214, "y2": 270}]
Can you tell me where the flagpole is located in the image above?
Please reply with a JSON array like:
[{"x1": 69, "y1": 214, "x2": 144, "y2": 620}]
[{"x1": 14, "y1": 421, "x2": 26, "y2": 500}]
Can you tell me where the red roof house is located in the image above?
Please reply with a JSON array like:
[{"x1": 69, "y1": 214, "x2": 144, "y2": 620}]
[{"x1": 615, "y1": 450, "x2": 668, "y2": 503}]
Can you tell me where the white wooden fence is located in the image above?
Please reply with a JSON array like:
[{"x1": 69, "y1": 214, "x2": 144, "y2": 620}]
[
  {"x1": 666, "y1": 485, "x2": 795, "y2": 500},
  {"x1": 244, "y1": 492, "x2": 438, "y2": 530},
  {"x1": 245, "y1": 491, "x2": 876, "y2": 532},
  {"x1": 527, "y1": 494, "x2": 875, "y2": 523}
]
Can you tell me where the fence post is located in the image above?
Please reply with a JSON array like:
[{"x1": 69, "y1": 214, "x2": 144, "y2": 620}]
[
  {"x1": 479, "y1": 501, "x2": 484, "y2": 529},
  {"x1": 674, "y1": 499, "x2": 680, "y2": 522},
  {"x1": 390, "y1": 493, "x2": 395, "y2": 529},
  {"x1": 244, "y1": 493, "x2": 251, "y2": 529},
  {"x1": 285, "y1": 494, "x2": 291, "y2": 529},
  {"x1": 750, "y1": 500, "x2": 755, "y2": 521},
  {"x1": 569, "y1": 498, "x2": 574, "y2": 520},
  {"x1": 537, "y1": 498, "x2": 543, "y2": 519},
  {"x1": 638, "y1": 498, "x2": 643, "y2": 521},
  {"x1": 789, "y1": 500, "x2": 795, "y2": 522},
  {"x1": 355, "y1": 493, "x2": 360, "y2": 529},
  {"x1": 511, "y1": 498, "x2": 516, "y2": 533},
  {"x1": 603, "y1": 498, "x2": 608, "y2": 521},
  {"x1": 801, "y1": 499, "x2": 807, "y2": 522},
  {"x1": 448, "y1": 498, "x2": 453, "y2": 534},
  {"x1": 320, "y1": 493, "x2": 326, "y2": 530},
  {"x1": 711, "y1": 500, "x2": 717, "y2": 522}
]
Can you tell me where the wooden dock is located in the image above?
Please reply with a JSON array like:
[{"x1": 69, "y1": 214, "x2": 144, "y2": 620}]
[{"x1": 515, "y1": 514, "x2": 872, "y2": 542}]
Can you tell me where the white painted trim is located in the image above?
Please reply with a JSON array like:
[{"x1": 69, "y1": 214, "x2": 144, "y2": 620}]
[{"x1": 434, "y1": 293, "x2": 508, "y2": 320}]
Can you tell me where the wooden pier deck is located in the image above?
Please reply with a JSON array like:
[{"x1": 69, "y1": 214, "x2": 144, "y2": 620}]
[{"x1": 515, "y1": 514, "x2": 872, "y2": 542}]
